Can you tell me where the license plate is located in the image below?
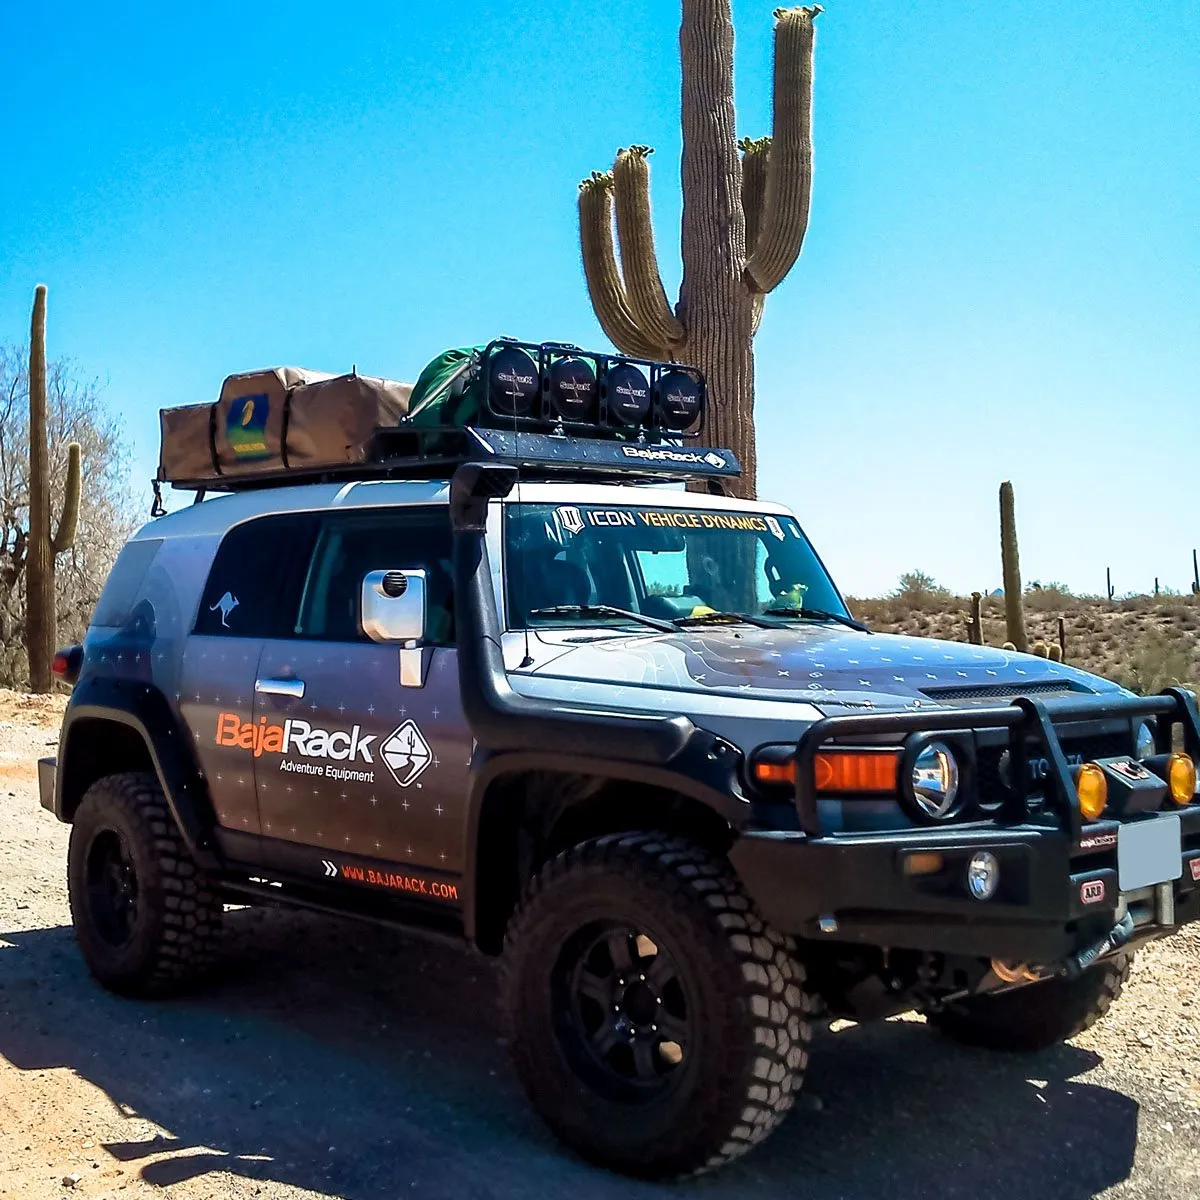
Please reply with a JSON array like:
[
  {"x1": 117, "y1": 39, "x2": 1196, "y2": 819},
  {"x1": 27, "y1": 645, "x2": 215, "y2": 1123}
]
[{"x1": 1118, "y1": 815, "x2": 1182, "y2": 892}]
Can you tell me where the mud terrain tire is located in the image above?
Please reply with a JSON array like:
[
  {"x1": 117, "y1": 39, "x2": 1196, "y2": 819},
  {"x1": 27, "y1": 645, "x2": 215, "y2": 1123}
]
[
  {"x1": 929, "y1": 953, "x2": 1132, "y2": 1052},
  {"x1": 68, "y1": 772, "x2": 222, "y2": 997},
  {"x1": 501, "y1": 832, "x2": 811, "y2": 1178}
]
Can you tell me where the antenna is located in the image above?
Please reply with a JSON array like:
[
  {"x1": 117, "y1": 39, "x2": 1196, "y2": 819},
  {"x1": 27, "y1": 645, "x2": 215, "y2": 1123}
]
[{"x1": 509, "y1": 348, "x2": 534, "y2": 669}]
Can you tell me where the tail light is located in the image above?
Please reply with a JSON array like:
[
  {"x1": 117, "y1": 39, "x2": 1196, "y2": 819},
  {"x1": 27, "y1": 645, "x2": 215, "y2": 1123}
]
[{"x1": 52, "y1": 644, "x2": 83, "y2": 685}]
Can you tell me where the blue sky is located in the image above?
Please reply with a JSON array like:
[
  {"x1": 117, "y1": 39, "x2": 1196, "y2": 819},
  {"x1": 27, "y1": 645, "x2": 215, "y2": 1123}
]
[{"x1": 2, "y1": 0, "x2": 1197, "y2": 597}]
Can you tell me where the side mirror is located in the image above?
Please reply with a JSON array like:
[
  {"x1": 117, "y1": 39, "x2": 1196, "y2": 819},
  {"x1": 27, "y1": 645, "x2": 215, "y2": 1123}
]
[{"x1": 361, "y1": 569, "x2": 426, "y2": 645}]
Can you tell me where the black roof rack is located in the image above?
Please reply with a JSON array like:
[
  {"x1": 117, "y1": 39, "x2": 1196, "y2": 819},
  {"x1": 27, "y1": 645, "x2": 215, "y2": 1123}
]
[{"x1": 164, "y1": 427, "x2": 742, "y2": 495}]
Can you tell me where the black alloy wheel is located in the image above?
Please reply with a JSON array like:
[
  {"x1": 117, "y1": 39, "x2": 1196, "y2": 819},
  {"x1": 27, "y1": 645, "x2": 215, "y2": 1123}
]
[
  {"x1": 84, "y1": 828, "x2": 140, "y2": 947},
  {"x1": 558, "y1": 922, "x2": 691, "y2": 1099}
]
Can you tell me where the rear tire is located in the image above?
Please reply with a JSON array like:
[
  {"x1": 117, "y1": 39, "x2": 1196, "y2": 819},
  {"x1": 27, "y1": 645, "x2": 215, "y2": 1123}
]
[
  {"x1": 929, "y1": 953, "x2": 1132, "y2": 1052},
  {"x1": 68, "y1": 772, "x2": 222, "y2": 997},
  {"x1": 501, "y1": 832, "x2": 811, "y2": 1178}
]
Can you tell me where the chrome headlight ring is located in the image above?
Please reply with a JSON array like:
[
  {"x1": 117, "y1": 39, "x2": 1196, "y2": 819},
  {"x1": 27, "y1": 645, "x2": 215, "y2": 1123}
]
[{"x1": 900, "y1": 736, "x2": 969, "y2": 823}]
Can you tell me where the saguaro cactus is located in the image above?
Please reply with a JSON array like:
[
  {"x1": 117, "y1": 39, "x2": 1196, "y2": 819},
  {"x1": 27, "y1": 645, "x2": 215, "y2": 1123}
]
[
  {"x1": 26, "y1": 284, "x2": 82, "y2": 693},
  {"x1": 965, "y1": 590, "x2": 983, "y2": 645},
  {"x1": 578, "y1": 3, "x2": 821, "y2": 498},
  {"x1": 999, "y1": 481, "x2": 1028, "y2": 654}
]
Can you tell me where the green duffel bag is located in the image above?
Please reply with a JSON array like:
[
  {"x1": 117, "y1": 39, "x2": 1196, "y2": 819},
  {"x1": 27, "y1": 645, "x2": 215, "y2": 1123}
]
[{"x1": 406, "y1": 347, "x2": 486, "y2": 429}]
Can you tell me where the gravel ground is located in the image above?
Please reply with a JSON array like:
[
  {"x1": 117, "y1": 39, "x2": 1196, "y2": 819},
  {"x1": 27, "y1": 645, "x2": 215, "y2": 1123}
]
[{"x1": 1, "y1": 689, "x2": 1199, "y2": 1200}]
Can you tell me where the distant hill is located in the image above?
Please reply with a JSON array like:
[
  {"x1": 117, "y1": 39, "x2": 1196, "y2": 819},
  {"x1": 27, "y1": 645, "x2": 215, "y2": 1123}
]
[{"x1": 846, "y1": 587, "x2": 1200, "y2": 696}]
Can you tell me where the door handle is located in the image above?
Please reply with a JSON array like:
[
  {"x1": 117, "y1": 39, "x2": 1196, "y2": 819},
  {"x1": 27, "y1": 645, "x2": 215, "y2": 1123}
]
[{"x1": 255, "y1": 677, "x2": 306, "y2": 700}]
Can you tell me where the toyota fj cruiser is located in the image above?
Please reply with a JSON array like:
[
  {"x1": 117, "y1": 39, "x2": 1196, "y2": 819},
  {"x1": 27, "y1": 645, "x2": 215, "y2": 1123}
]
[{"x1": 41, "y1": 340, "x2": 1200, "y2": 1178}]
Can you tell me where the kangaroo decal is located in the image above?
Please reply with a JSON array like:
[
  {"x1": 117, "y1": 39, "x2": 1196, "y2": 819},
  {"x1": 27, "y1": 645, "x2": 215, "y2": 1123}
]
[{"x1": 209, "y1": 592, "x2": 240, "y2": 628}]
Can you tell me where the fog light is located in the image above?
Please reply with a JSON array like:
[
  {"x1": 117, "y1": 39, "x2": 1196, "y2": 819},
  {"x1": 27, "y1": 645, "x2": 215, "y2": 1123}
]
[
  {"x1": 967, "y1": 851, "x2": 1000, "y2": 901},
  {"x1": 1167, "y1": 753, "x2": 1197, "y2": 806},
  {"x1": 1075, "y1": 763, "x2": 1108, "y2": 821}
]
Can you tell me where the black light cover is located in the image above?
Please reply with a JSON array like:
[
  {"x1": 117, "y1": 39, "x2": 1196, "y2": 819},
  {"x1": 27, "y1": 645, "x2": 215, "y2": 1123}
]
[
  {"x1": 548, "y1": 356, "x2": 598, "y2": 423},
  {"x1": 606, "y1": 362, "x2": 651, "y2": 426},
  {"x1": 488, "y1": 346, "x2": 540, "y2": 417},
  {"x1": 657, "y1": 369, "x2": 703, "y2": 432}
]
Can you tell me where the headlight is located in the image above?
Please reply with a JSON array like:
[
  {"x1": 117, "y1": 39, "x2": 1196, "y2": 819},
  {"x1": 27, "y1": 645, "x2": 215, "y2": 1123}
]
[
  {"x1": 910, "y1": 742, "x2": 960, "y2": 819},
  {"x1": 1135, "y1": 721, "x2": 1156, "y2": 762}
]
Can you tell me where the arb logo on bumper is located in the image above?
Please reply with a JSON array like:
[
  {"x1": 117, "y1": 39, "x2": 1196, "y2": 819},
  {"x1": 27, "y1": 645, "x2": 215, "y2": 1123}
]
[{"x1": 1080, "y1": 879, "x2": 1106, "y2": 905}]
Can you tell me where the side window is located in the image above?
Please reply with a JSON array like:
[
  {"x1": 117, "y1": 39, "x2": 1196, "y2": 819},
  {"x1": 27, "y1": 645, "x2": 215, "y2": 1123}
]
[
  {"x1": 92, "y1": 539, "x2": 163, "y2": 627},
  {"x1": 194, "y1": 514, "x2": 317, "y2": 638},
  {"x1": 295, "y1": 508, "x2": 455, "y2": 645}
]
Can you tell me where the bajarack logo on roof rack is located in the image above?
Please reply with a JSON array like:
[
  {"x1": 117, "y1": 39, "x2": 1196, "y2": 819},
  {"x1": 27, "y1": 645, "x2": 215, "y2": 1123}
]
[{"x1": 620, "y1": 446, "x2": 729, "y2": 468}]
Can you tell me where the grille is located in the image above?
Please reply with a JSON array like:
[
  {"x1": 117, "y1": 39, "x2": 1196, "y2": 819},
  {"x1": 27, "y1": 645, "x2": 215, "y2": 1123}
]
[
  {"x1": 922, "y1": 680, "x2": 1088, "y2": 703},
  {"x1": 975, "y1": 730, "x2": 1131, "y2": 812}
]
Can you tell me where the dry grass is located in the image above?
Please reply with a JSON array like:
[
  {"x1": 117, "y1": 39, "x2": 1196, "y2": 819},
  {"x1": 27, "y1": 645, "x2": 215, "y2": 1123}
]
[{"x1": 846, "y1": 589, "x2": 1200, "y2": 695}]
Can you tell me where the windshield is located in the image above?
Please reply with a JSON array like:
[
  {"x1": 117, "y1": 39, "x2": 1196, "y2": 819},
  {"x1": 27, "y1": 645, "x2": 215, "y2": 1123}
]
[{"x1": 503, "y1": 502, "x2": 849, "y2": 628}]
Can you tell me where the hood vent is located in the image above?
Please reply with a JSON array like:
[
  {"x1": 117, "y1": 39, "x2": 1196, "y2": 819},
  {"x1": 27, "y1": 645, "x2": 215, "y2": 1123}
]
[{"x1": 921, "y1": 680, "x2": 1091, "y2": 703}]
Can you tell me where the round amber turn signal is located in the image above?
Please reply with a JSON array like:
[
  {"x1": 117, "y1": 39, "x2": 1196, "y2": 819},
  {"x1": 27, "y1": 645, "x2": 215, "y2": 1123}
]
[
  {"x1": 1167, "y1": 753, "x2": 1197, "y2": 806},
  {"x1": 1076, "y1": 763, "x2": 1108, "y2": 821}
]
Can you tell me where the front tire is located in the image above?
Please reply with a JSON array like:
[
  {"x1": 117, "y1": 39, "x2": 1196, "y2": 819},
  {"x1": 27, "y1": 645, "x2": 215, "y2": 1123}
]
[
  {"x1": 929, "y1": 954, "x2": 1132, "y2": 1052},
  {"x1": 68, "y1": 772, "x2": 222, "y2": 997},
  {"x1": 501, "y1": 833, "x2": 811, "y2": 1178}
]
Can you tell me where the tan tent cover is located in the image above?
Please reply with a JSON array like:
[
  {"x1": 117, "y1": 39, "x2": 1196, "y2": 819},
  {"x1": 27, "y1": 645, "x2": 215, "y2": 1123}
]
[{"x1": 158, "y1": 367, "x2": 414, "y2": 486}]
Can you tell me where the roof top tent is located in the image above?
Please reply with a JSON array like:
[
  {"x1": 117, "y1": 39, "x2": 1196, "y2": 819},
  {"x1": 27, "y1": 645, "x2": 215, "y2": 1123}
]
[{"x1": 155, "y1": 340, "x2": 736, "y2": 499}]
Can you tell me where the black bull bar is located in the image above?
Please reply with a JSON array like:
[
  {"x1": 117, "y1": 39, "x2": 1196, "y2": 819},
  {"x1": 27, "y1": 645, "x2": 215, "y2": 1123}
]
[{"x1": 792, "y1": 687, "x2": 1200, "y2": 838}]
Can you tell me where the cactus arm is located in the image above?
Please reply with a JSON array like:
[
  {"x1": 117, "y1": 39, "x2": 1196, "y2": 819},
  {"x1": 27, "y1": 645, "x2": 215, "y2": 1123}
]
[
  {"x1": 612, "y1": 147, "x2": 686, "y2": 349},
  {"x1": 578, "y1": 173, "x2": 665, "y2": 360},
  {"x1": 741, "y1": 137, "x2": 770, "y2": 335},
  {"x1": 745, "y1": 6, "x2": 820, "y2": 295},
  {"x1": 999, "y1": 480, "x2": 1029, "y2": 653},
  {"x1": 739, "y1": 136, "x2": 771, "y2": 257},
  {"x1": 51, "y1": 441, "x2": 81, "y2": 555}
]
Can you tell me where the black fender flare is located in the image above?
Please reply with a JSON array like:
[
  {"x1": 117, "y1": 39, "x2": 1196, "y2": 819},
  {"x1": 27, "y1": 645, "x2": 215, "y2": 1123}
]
[
  {"x1": 460, "y1": 734, "x2": 747, "y2": 943},
  {"x1": 57, "y1": 675, "x2": 220, "y2": 870}
]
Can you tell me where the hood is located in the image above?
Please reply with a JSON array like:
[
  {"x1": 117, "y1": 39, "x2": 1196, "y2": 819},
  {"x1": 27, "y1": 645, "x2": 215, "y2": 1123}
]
[{"x1": 508, "y1": 623, "x2": 1125, "y2": 713}]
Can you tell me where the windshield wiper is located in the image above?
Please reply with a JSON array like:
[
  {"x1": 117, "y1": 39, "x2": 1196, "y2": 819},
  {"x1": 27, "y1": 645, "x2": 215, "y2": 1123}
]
[
  {"x1": 672, "y1": 610, "x2": 779, "y2": 630},
  {"x1": 528, "y1": 605, "x2": 676, "y2": 633},
  {"x1": 760, "y1": 606, "x2": 870, "y2": 632}
]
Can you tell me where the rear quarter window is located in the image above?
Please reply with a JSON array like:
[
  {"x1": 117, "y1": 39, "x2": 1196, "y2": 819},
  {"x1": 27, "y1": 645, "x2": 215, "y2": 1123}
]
[
  {"x1": 194, "y1": 514, "x2": 317, "y2": 638},
  {"x1": 91, "y1": 539, "x2": 163, "y2": 628}
]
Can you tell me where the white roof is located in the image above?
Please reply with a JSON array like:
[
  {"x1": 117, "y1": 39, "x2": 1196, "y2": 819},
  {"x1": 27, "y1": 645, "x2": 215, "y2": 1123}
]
[{"x1": 138, "y1": 477, "x2": 794, "y2": 542}]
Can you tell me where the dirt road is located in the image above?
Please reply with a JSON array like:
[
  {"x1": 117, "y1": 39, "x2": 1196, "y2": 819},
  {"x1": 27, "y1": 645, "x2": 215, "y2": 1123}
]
[{"x1": 2, "y1": 691, "x2": 1199, "y2": 1200}]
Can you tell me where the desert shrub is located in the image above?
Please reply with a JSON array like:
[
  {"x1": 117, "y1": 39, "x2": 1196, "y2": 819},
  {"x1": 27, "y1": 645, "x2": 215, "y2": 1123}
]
[
  {"x1": 1109, "y1": 629, "x2": 1197, "y2": 696},
  {"x1": 892, "y1": 570, "x2": 952, "y2": 613},
  {"x1": 1025, "y1": 581, "x2": 1082, "y2": 612}
]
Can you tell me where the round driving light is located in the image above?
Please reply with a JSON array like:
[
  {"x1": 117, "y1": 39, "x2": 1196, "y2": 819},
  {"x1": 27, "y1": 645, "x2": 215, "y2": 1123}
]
[
  {"x1": 488, "y1": 346, "x2": 540, "y2": 417},
  {"x1": 967, "y1": 851, "x2": 1000, "y2": 901},
  {"x1": 606, "y1": 363, "x2": 651, "y2": 426},
  {"x1": 1167, "y1": 752, "x2": 1197, "y2": 806},
  {"x1": 1135, "y1": 721, "x2": 1156, "y2": 762},
  {"x1": 1076, "y1": 763, "x2": 1108, "y2": 821},
  {"x1": 547, "y1": 356, "x2": 597, "y2": 423},
  {"x1": 657, "y1": 369, "x2": 703, "y2": 431},
  {"x1": 910, "y1": 742, "x2": 960, "y2": 819}
]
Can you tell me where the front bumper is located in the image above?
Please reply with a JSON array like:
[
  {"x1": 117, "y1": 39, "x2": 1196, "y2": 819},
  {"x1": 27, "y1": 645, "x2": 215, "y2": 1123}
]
[
  {"x1": 732, "y1": 688, "x2": 1200, "y2": 964},
  {"x1": 731, "y1": 809, "x2": 1200, "y2": 962}
]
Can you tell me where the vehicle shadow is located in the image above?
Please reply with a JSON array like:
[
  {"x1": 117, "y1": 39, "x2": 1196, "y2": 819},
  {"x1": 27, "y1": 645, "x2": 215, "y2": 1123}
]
[{"x1": 0, "y1": 908, "x2": 1139, "y2": 1199}]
